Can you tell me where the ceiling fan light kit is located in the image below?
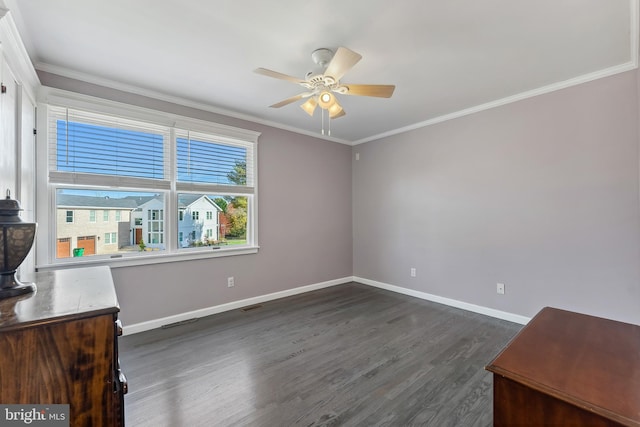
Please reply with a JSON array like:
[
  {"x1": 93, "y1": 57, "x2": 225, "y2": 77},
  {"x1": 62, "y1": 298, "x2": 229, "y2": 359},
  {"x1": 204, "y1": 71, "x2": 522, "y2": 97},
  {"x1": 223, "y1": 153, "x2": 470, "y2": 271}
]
[
  {"x1": 318, "y1": 91, "x2": 336, "y2": 109},
  {"x1": 300, "y1": 98, "x2": 318, "y2": 116},
  {"x1": 255, "y1": 46, "x2": 395, "y2": 135}
]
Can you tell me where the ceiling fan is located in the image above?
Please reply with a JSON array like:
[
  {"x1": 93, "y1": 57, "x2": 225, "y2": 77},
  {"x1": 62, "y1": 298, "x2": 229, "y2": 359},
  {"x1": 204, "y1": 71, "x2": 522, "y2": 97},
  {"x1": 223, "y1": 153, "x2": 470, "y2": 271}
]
[{"x1": 255, "y1": 47, "x2": 395, "y2": 121}]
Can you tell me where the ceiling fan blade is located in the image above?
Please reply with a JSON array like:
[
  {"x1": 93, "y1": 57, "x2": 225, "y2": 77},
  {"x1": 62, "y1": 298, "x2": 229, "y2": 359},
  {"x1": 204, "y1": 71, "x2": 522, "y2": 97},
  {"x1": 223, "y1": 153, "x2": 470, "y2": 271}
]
[
  {"x1": 342, "y1": 84, "x2": 395, "y2": 98},
  {"x1": 324, "y1": 47, "x2": 362, "y2": 81},
  {"x1": 254, "y1": 68, "x2": 306, "y2": 84},
  {"x1": 269, "y1": 93, "x2": 306, "y2": 108}
]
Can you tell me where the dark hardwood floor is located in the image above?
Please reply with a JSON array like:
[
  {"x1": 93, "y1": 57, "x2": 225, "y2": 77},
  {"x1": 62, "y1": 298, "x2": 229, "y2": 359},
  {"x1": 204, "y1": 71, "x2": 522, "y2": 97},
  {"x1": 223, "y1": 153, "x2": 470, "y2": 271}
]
[{"x1": 119, "y1": 282, "x2": 521, "y2": 426}]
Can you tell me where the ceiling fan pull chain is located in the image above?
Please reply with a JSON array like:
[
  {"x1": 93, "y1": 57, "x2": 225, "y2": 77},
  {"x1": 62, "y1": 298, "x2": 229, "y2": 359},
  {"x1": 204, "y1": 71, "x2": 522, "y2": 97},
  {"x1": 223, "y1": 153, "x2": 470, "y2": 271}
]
[{"x1": 321, "y1": 109, "x2": 325, "y2": 135}]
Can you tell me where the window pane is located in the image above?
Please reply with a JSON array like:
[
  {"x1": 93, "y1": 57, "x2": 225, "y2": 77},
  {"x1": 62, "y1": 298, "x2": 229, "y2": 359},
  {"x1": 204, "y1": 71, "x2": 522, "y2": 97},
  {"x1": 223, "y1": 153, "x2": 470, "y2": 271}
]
[
  {"x1": 55, "y1": 120, "x2": 166, "y2": 180},
  {"x1": 49, "y1": 107, "x2": 170, "y2": 181},
  {"x1": 56, "y1": 189, "x2": 165, "y2": 259},
  {"x1": 177, "y1": 193, "x2": 248, "y2": 248},
  {"x1": 176, "y1": 134, "x2": 248, "y2": 186}
]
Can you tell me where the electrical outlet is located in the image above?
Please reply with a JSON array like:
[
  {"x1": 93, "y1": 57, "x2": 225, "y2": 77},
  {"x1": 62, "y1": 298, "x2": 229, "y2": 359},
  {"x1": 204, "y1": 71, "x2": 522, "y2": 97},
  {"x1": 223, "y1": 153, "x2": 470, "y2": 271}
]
[
  {"x1": 410, "y1": 268, "x2": 416, "y2": 278},
  {"x1": 227, "y1": 277, "x2": 235, "y2": 288},
  {"x1": 497, "y1": 283, "x2": 505, "y2": 295}
]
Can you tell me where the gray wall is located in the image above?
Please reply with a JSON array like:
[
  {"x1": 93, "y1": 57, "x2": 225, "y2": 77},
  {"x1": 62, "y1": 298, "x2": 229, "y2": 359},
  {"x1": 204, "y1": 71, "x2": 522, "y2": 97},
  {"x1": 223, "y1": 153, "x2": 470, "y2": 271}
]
[
  {"x1": 41, "y1": 68, "x2": 640, "y2": 328},
  {"x1": 39, "y1": 72, "x2": 354, "y2": 326},
  {"x1": 353, "y1": 70, "x2": 640, "y2": 325}
]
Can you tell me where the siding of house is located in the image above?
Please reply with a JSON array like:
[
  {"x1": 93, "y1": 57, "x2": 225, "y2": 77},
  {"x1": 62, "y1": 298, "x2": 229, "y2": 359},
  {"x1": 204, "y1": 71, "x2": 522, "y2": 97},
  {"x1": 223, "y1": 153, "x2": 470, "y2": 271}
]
[
  {"x1": 178, "y1": 196, "x2": 221, "y2": 246},
  {"x1": 56, "y1": 208, "x2": 132, "y2": 255}
]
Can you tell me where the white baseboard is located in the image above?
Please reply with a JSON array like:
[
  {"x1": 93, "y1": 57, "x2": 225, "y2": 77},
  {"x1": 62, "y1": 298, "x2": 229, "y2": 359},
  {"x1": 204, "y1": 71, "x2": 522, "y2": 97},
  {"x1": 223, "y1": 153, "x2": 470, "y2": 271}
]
[
  {"x1": 123, "y1": 276, "x2": 352, "y2": 335},
  {"x1": 124, "y1": 275, "x2": 530, "y2": 335},
  {"x1": 354, "y1": 276, "x2": 531, "y2": 325}
]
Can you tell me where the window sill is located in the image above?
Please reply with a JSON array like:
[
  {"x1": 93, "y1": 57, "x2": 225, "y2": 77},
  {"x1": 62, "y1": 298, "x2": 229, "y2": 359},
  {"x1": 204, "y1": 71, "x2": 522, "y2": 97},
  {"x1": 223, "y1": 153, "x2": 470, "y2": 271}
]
[{"x1": 36, "y1": 245, "x2": 260, "y2": 271}]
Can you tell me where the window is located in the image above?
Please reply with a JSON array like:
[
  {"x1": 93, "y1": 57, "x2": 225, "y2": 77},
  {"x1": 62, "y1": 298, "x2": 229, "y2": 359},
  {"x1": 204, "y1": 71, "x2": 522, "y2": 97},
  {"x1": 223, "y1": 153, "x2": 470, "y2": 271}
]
[
  {"x1": 147, "y1": 209, "x2": 164, "y2": 244},
  {"x1": 104, "y1": 232, "x2": 117, "y2": 244},
  {"x1": 38, "y1": 93, "x2": 259, "y2": 266},
  {"x1": 55, "y1": 189, "x2": 164, "y2": 259}
]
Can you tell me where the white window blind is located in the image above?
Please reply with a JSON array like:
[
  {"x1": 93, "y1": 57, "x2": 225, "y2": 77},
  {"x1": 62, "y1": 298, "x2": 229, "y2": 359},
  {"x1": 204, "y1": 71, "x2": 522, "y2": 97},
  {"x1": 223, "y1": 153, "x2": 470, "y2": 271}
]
[
  {"x1": 48, "y1": 106, "x2": 171, "y2": 189},
  {"x1": 175, "y1": 129, "x2": 255, "y2": 194}
]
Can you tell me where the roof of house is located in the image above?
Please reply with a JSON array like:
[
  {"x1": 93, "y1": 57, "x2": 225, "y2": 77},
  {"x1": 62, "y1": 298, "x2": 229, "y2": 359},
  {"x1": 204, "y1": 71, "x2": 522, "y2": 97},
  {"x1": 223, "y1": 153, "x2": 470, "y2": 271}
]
[
  {"x1": 178, "y1": 194, "x2": 223, "y2": 211},
  {"x1": 58, "y1": 193, "x2": 223, "y2": 211},
  {"x1": 57, "y1": 194, "x2": 141, "y2": 209}
]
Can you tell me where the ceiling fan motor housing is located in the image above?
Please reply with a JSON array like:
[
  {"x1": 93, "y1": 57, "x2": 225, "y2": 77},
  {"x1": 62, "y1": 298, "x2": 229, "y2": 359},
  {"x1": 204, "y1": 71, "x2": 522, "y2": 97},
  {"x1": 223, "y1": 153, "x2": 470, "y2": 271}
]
[
  {"x1": 311, "y1": 48, "x2": 334, "y2": 67},
  {"x1": 306, "y1": 48, "x2": 336, "y2": 85}
]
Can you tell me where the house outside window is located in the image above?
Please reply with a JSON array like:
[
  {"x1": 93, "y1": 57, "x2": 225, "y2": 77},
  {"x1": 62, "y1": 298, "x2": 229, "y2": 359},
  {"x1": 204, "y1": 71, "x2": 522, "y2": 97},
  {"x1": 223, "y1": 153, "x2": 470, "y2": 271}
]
[{"x1": 38, "y1": 93, "x2": 259, "y2": 266}]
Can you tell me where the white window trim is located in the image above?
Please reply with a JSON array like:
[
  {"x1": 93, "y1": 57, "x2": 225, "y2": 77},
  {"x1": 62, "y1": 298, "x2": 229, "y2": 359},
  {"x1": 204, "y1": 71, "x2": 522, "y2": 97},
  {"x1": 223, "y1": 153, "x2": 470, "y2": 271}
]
[{"x1": 36, "y1": 87, "x2": 260, "y2": 270}]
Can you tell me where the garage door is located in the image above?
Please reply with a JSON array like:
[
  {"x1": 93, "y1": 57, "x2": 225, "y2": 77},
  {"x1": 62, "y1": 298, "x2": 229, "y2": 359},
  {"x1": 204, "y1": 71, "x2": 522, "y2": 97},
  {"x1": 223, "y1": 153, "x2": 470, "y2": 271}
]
[
  {"x1": 57, "y1": 238, "x2": 70, "y2": 258},
  {"x1": 77, "y1": 235, "x2": 96, "y2": 255}
]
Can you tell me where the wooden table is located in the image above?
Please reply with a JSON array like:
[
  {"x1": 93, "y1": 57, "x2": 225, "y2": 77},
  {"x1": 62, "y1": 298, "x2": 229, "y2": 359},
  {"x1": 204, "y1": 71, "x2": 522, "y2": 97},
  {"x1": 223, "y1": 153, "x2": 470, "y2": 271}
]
[
  {"x1": 0, "y1": 266, "x2": 125, "y2": 426},
  {"x1": 486, "y1": 307, "x2": 640, "y2": 426}
]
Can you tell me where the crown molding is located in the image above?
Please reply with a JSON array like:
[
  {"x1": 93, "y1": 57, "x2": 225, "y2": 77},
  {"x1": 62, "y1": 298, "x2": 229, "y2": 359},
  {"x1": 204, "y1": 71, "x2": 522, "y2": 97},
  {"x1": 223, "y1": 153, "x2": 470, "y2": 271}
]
[
  {"x1": 31, "y1": 0, "x2": 640, "y2": 147},
  {"x1": 354, "y1": 61, "x2": 639, "y2": 145},
  {"x1": 35, "y1": 62, "x2": 352, "y2": 146}
]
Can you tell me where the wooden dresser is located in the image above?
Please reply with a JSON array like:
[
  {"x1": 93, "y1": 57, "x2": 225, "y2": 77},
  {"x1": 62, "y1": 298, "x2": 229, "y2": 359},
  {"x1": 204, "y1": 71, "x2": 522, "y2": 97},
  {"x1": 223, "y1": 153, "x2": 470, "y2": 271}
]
[
  {"x1": 486, "y1": 307, "x2": 640, "y2": 427},
  {"x1": 0, "y1": 266, "x2": 126, "y2": 427}
]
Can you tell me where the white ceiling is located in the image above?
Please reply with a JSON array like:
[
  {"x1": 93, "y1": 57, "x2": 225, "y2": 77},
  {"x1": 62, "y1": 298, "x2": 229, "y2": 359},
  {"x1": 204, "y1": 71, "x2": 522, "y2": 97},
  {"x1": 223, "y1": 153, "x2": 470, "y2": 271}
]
[{"x1": 4, "y1": 0, "x2": 637, "y2": 144}]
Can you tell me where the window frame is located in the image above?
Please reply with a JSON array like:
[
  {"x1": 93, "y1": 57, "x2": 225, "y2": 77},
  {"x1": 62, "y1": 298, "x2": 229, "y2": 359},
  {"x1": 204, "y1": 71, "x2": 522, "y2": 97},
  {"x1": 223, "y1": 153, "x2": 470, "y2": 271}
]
[{"x1": 36, "y1": 88, "x2": 260, "y2": 269}]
